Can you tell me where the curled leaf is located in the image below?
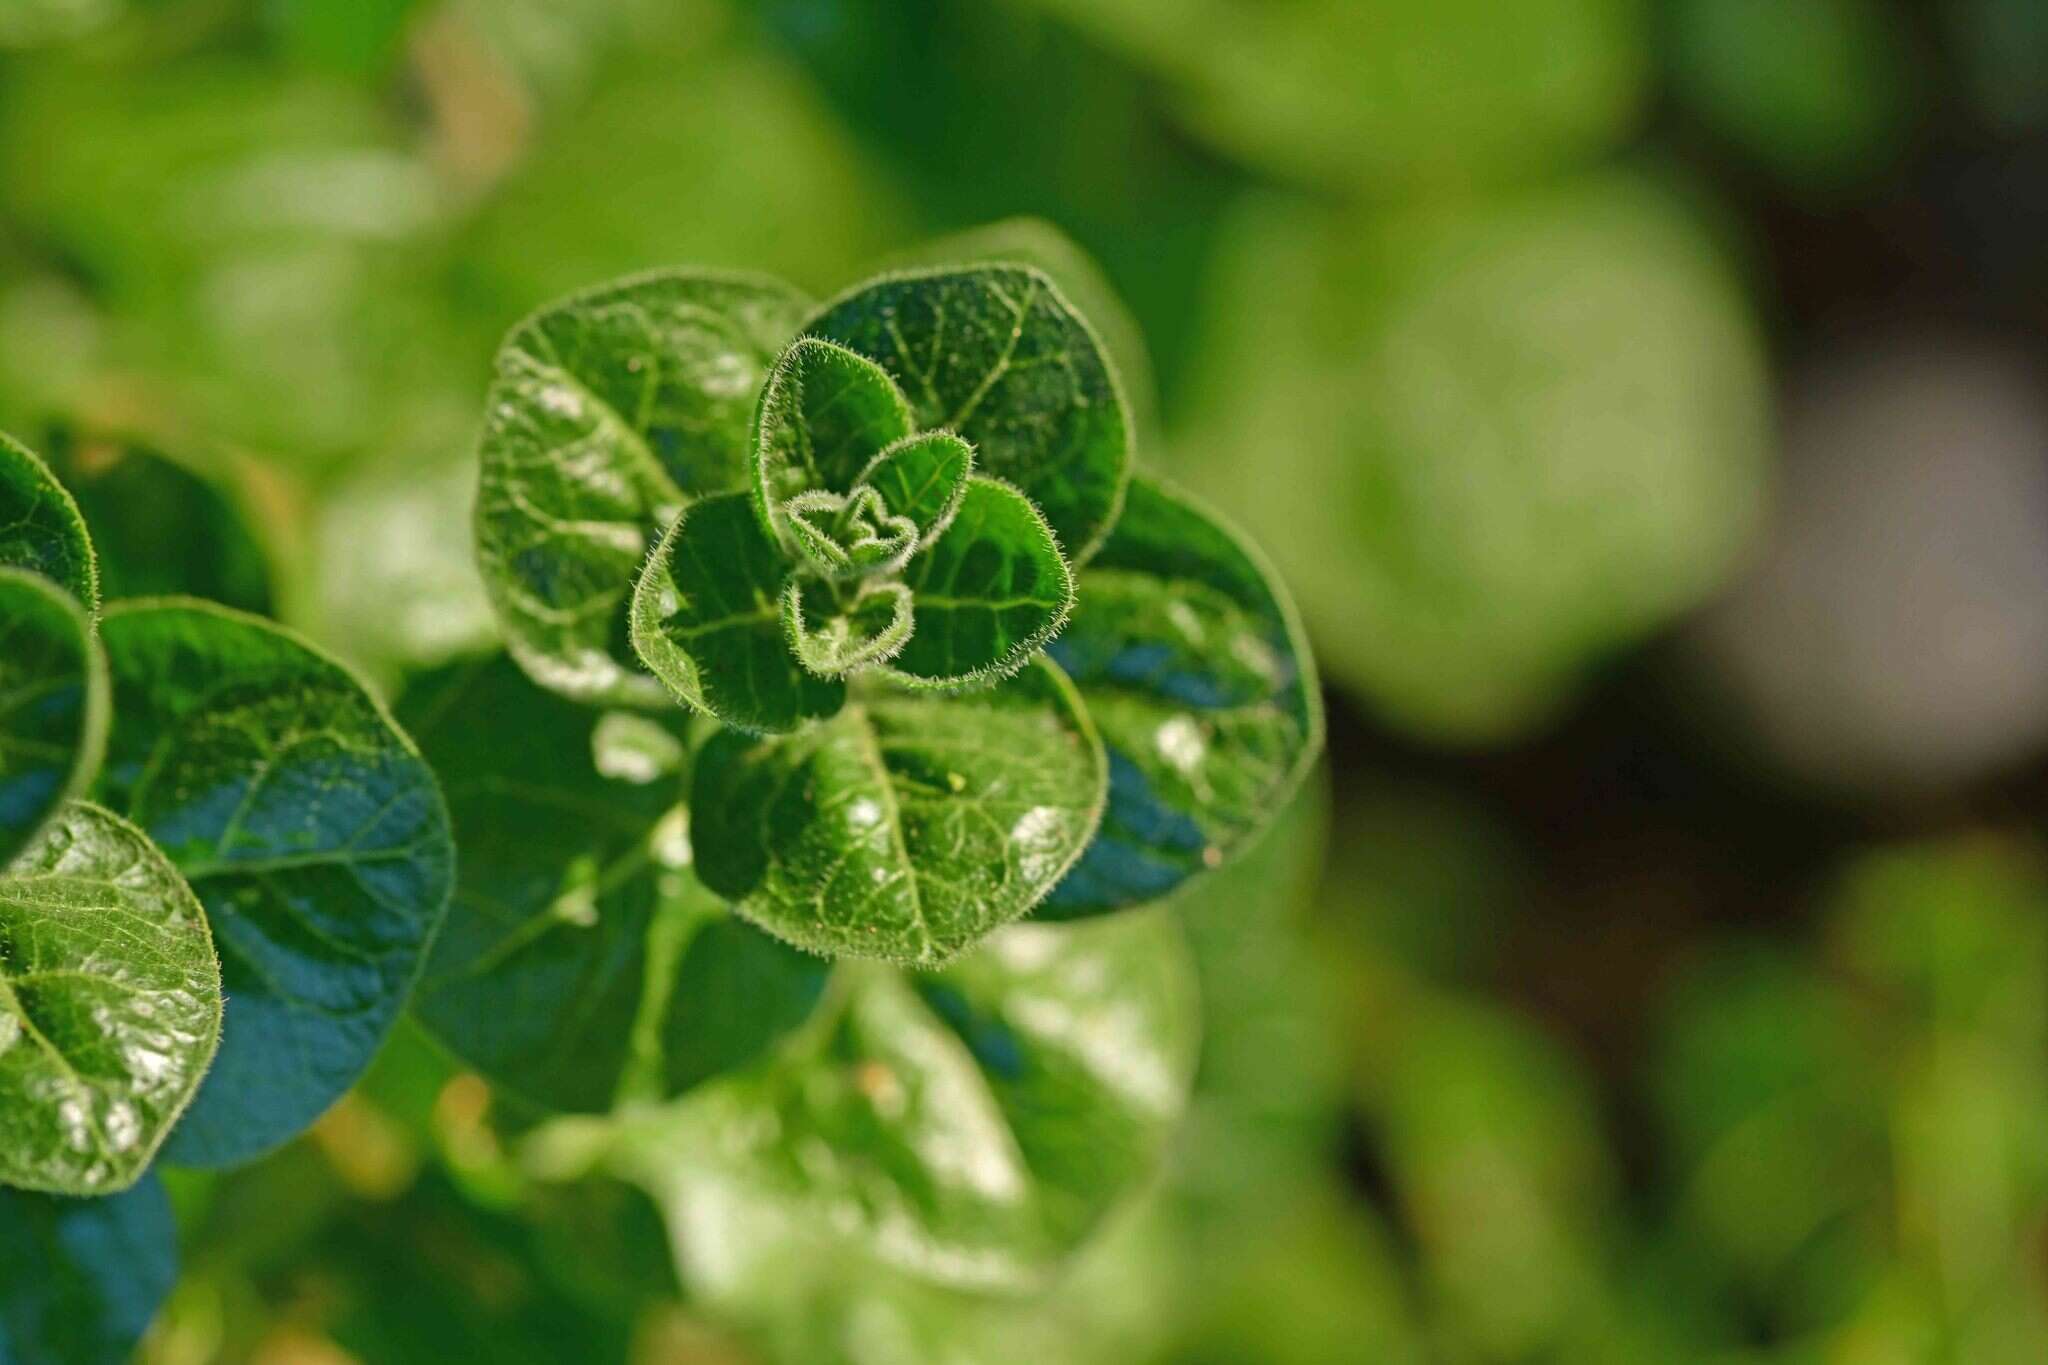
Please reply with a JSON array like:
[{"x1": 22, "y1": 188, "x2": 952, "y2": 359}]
[
  {"x1": 782, "y1": 485, "x2": 918, "y2": 578},
  {"x1": 858, "y1": 430, "x2": 975, "y2": 550},
  {"x1": 0, "y1": 1176, "x2": 179, "y2": 1365},
  {"x1": 783, "y1": 577, "x2": 915, "y2": 677},
  {"x1": 752, "y1": 336, "x2": 916, "y2": 542}
]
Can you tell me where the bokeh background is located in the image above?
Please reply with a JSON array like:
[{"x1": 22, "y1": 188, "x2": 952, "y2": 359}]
[{"x1": 6, "y1": 0, "x2": 2048, "y2": 1359}]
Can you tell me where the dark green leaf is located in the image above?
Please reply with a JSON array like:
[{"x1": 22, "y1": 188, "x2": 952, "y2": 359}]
[
  {"x1": 783, "y1": 578, "x2": 915, "y2": 677},
  {"x1": 96, "y1": 601, "x2": 455, "y2": 1167},
  {"x1": 751, "y1": 336, "x2": 915, "y2": 532},
  {"x1": 630, "y1": 491, "x2": 845, "y2": 735},
  {"x1": 0, "y1": 1177, "x2": 177, "y2": 1365},
  {"x1": 400, "y1": 655, "x2": 825, "y2": 1115},
  {"x1": 808, "y1": 267, "x2": 1132, "y2": 563},
  {"x1": 0, "y1": 433, "x2": 96, "y2": 611},
  {"x1": 475, "y1": 271, "x2": 813, "y2": 706},
  {"x1": 620, "y1": 906, "x2": 1198, "y2": 1292},
  {"x1": 38, "y1": 433, "x2": 272, "y2": 615},
  {"x1": 0, "y1": 802, "x2": 221, "y2": 1195},
  {"x1": 0, "y1": 571, "x2": 106, "y2": 869},
  {"x1": 692, "y1": 660, "x2": 1106, "y2": 965},
  {"x1": 1043, "y1": 476, "x2": 1322, "y2": 915},
  {"x1": 859, "y1": 431, "x2": 975, "y2": 549},
  {"x1": 891, "y1": 477, "x2": 1073, "y2": 688}
]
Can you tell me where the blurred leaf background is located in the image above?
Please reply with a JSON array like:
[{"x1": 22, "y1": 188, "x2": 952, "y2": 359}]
[{"x1": 5, "y1": 0, "x2": 2048, "y2": 1359}]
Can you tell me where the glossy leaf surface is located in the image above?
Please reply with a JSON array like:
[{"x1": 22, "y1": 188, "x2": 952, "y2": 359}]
[
  {"x1": 891, "y1": 477, "x2": 1074, "y2": 687},
  {"x1": 0, "y1": 1176, "x2": 178, "y2": 1365},
  {"x1": 630, "y1": 491, "x2": 845, "y2": 734},
  {"x1": 475, "y1": 271, "x2": 813, "y2": 706},
  {"x1": 693, "y1": 660, "x2": 1106, "y2": 965},
  {"x1": 621, "y1": 907, "x2": 1198, "y2": 1292},
  {"x1": 0, "y1": 803, "x2": 220, "y2": 1195},
  {"x1": 98, "y1": 601, "x2": 454, "y2": 1166},
  {"x1": 402, "y1": 655, "x2": 826, "y2": 1114},
  {"x1": 784, "y1": 578, "x2": 915, "y2": 677},
  {"x1": 808, "y1": 267, "x2": 1132, "y2": 563},
  {"x1": 0, "y1": 570, "x2": 106, "y2": 869},
  {"x1": 0, "y1": 434, "x2": 95, "y2": 610},
  {"x1": 1044, "y1": 477, "x2": 1322, "y2": 915},
  {"x1": 751, "y1": 336, "x2": 914, "y2": 532}
]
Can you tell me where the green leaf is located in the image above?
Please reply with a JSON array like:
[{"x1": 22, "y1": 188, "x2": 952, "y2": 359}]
[
  {"x1": 751, "y1": 336, "x2": 915, "y2": 531},
  {"x1": 781, "y1": 486, "x2": 917, "y2": 579},
  {"x1": 0, "y1": 802, "x2": 221, "y2": 1196},
  {"x1": 0, "y1": 1177, "x2": 178, "y2": 1365},
  {"x1": 1042, "y1": 476, "x2": 1322, "y2": 916},
  {"x1": 692, "y1": 659, "x2": 1106, "y2": 965},
  {"x1": 629, "y1": 491, "x2": 845, "y2": 735},
  {"x1": 96, "y1": 600, "x2": 455, "y2": 1167},
  {"x1": 859, "y1": 431, "x2": 975, "y2": 549},
  {"x1": 475, "y1": 271, "x2": 813, "y2": 707},
  {"x1": 783, "y1": 578, "x2": 915, "y2": 677},
  {"x1": 890, "y1": 477, "x2": 1074, "y2": 688},
  {"x1": 807, "y1": 267, "x2": 1132, "y2": 563},
  {"x1": 618, "y1": 906, "x2": 1198, "y2": 1292},
  {"x1": 0, "y1": 432, "x2": 96, "y2": 611},
  {"x1": 400, "y1": 655, "x2": 826, "y2": 1115},
  {"x1": 0, "y1": 570, "x2": 107, "y2": 869}
]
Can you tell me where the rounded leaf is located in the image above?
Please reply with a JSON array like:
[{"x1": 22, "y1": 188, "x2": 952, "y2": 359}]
[
  {"x1": 807, "y1": 266, "x2": 1133, "y2": 563},
  {"x1": 0, "y1": 803, "x2": 221, "y2": 1195},
  {"x1": 692, "y1": 659, "x2": 1107, "y2": 965},
  {"x1": 751, "y1": 335, "x2": 916, "y2": 537},
  {"x1": 0, "y1": 1176, "x2": 178, "y2": 1365},
  {"x1": 620, "y1": 906, "x2": 1198, "y2": 1292},
  {"x1": 474, "y1": 270, "x2": 813, "y2": 706},
  {"x1": 889, "y1": 476, "x2": 1075, "y2": 689},
  {"x1": 857, "y1": 431, "x2": 975, "y2": 551},
  {"x1": 0, "y1": 432, "x2": 96, "y2": 611},
  {"x1": 401, "y1": 655, "x2": 826, "y2": 1114},
  {"x1": 97, "y1": 600, "x2": 455, "y2": 1167},
  {"x1": 1043, "y1": 476, "x2": 1322, "y2": 915},
  {"x1": 0, "y1": 570, "x2": 107, "y2": 869},
  {"x1": 630, "y1": 491, "x2": 846, "y2": 734}
]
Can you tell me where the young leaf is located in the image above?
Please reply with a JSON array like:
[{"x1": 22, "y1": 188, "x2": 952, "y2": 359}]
[
  {"x1": 400, "y1": 655, "x2": 826, "y2": 1115},
  {"x1": 630, "y1": 491, "x2": 846, "y2": 735},
  {"x1": 619, "y1": 907, "x2": 1198, "y2": 1293},
  {"x1": 890, "y1": 476, "x2": 1074, "y2": 688},
  {"x1": 475, "y1": 271, "x2": 813, "y2": 707},
  {"x1": 807, "y1": 266, "x2": 1133, "y2": 563},
  {"x1": 858, "y1": 430, "x2": 974, "y2": 549},
  {"x1": 0, "y1": 1176, "x2": 178, "y2": 1365},
  {"x1": 0, "y1": 432, "x2": 97, "y2": 610},
  {"x1": 782, "y1": 577, "x2": 915, "y2": 677},
  {"x1": 0, "y1": 570, "x2": 107, "y2": 869},
  {"x1": 781, "y1": 486, "x2": 917, "y2": 578},
  {"x1": 1043, "y1": 476, "x2": 1322, "y2": 915},
  {"x1": 96, "y1": 600, "x2": 455, "y2": 1167},
  {"x1": 0, "y1": 802, "x2": 222, "y2": 1196},
  {"x1": 692, "y1": 659, "x2": 1106, "y2": 965},
  {"x1": 751, "y1": 336, "x2": 915, "y2": 527}
]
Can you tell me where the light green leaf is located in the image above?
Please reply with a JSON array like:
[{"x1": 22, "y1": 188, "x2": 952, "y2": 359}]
[
  {"x1": 475, "y1": 270, "x2": 813, "y2": 706},
  {"x1": 783, "y1": 578, "x2": 915, "y2": 678},
  {"x1": 751, "y1": 336, "x2": 914, "y2": 535},
  {"x1": 400, "y1": 654, "x2": 826, "y2": 1115},
  {"x1": 1042, "y1": 476, "x2": 1322, "y2": 916},
  {"x1": 0, "y1": 571, "x2": 107, "y2": 869},
  {"x1": 807, "y1": 266, "x2": 1132, "y2": 563},
  {"x1": 891, "y1": 476, "x2": 1074, "y2": 688},
  {"x1": 0, "y1": 432, "x2": 96, "y2": 611},
  {"x1": 0, "y1": 1176, "x2": 178, "y2": 1365},
  {"x1": 630, "y1": 491, "x2": 845, "y2": 734},
  {"x1": 692, "y1": 659, "x2": 1106, "y2": 965},
  {"x1": 96, "y1": 600, "x2": 455, "y2": 1167},
  {"x1": 859, "y1": 431, "x2": 975, "y2": 549},
  {"x1": 0, "y1": 803, "x2": 221, "y2": 1196},
  {"x1": 781, "y1": 486, "x2": 917, "y2": 579},
  {"x1": 618, "y1": 906, "x2": 1198, "y2": 1292}
]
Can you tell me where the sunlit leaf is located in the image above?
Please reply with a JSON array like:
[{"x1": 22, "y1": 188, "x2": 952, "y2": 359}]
[
  {"x1": 692, "y1": 660, "x2": 1105, "y2": 965},
  {"x1": 0, "y1": 433, "x2": 95, "y2": 611},
  {"x1": 475, "y1": 271, "x2": 812, "y2": 706},
  {"x1": 0, "y1": 803, "x2": 221, "y2": 1196},
  {"x1": 1043, "y1": 476, "x2": 1320, "y2": 915},
  {"x1": 751, "y1": 336, "x2": 914, "y2": 543},
  {"x1": 97, "y1": 601, "x2": 454, "y2": 1166},
  {"x1": 808, "y1": 266, "x2": 1132, "y2": 563},
  {"x1": 401, "y1": 655, "x2": 826, "y2": 1114}
]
